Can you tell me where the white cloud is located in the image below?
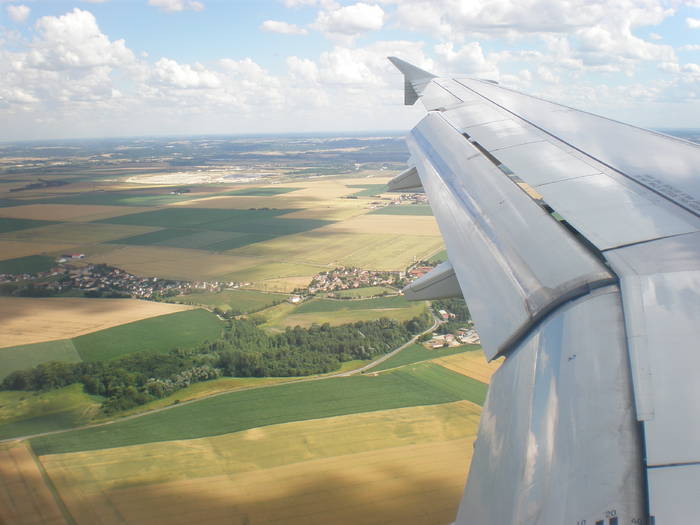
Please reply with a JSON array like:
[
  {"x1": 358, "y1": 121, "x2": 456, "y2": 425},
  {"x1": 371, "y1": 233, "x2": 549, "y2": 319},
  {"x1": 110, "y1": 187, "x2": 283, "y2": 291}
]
[
  {"x1": 260, "y1": 20, "x2": 308, "y2": 35},
  {"x1": 433, "y1": 42, "x2": 498, "y2": 78},
  {"x1": 687, "y1": 17, "x2": 700, "y2": 29},
  {"x1": 287, "y1": 56, "x2": 319, "y2": 82},
  {"x1": 6, "y1": 4, "x2": 30, "y2": 23},
  {"x1": 649, "y1": 32, "x2": 662, "y2": 40},
  {"x1": 148, "y1": 0, "x2": 204, "y2": 13},
  {"x1": 679, "y1": 44, "x2": 700, "y2": 51},
  {"x1": 313, "y1": 2, "x2": 384, "y2": 40},
  {"x1": 30, "y1": 9, "x2": 134, "y2": 70},
  {"x1": 152, "y1": 58, "x2": 220, "y2": 88}
]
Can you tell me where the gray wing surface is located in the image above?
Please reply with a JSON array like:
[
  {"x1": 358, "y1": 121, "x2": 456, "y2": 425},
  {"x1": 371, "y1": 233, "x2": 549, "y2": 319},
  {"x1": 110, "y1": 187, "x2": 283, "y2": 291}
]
[{"x1": 388, "y1": 56, "x2": 700, "y2": 524}]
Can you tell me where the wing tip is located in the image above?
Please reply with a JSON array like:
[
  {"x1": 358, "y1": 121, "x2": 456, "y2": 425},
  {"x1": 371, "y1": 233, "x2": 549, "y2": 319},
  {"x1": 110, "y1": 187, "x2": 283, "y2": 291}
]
[{"x1": 387, "y1": 56, "x2": 436, "y2": 106}]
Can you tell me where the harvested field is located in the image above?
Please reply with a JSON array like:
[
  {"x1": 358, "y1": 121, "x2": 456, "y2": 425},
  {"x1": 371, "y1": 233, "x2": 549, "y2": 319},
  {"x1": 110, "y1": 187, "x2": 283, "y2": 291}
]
[
  {"x1": 0, "y1": 240, "x2": 78, "y2": 261},
  {"x1": 38, "y1": 402, "x2": 479, "y2": 525},
  {"x1": 338, "y1": 234, "x2": 444, "y2": 270},
  {"x1": 433, "y1": 350, "x2": 504, "y2": 384},
  {"x1": 220, "y1": 260, "x2": 321, "y2": 284},
  {"x1": 250, "y1": 275, "x2": 315, "y2": 293},
  {"x1": 0, "y1": 297, "x2": 194, "y2": 348},
  {"x1": 0, "y1": 204, "x2": 154, "y2": 222},
  {"x1": 0, "y1": 442, "x2": 67, "y2": 525},
  {"x1": 279, "y1": 205, "x2": 367, "y2": 221},
  {"x1": 0, "y1": 222, "x2": 160, "y2": 244},
  {"x1": 41, "y1": 439, "x2": 473, "y2": 525},
  {"x1": 371, "y1": 205, "x2": 433, "y2": 216},
  {"x1": 320, "y1": 214, "x2": 441, "y2": 236},
  {"x1": 86, "y1": 245, "x2": 261, "y2": 281},
  {"x1": 229, "y1": 231, "x2": 444, "y2": 270}
]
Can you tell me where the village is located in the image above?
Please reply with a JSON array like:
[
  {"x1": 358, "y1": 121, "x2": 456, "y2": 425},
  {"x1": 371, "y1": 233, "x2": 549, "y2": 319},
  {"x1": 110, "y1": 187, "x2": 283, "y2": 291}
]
[
  {"x1": 0, "y1": 256, "x2": 247, "y2": 299},
  {"x1": 307, "y1": 267, "x2": 402, "y2": 294}
]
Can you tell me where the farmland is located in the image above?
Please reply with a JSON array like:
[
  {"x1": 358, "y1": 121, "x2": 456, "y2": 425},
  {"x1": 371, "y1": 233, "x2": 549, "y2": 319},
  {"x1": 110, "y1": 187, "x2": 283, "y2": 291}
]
[
  {"x1": 368, "y1": 343, "x2": 482, "y2": 372},
  {"x1": 0, "y1": 134, "x2": 499, "y2": 525},
  {"x1": 167, "y1": 288, "x2": 287, "y2": 313},
  {"x1": 0, "y1": 254, "x2": 54, "y2": 274},
  {"x1": 72, "y1": 308, "x2": 223, "y2": 361},
  {"x1": 262, "y1": 295, "x2": 428, "y2": 329},
  {"x1": 30, "y1": 363, "x2": 486, "y2": 454},
  {"x1": 0, "y1": 384, "x2": 103, "y2": 439},
  {"x1": 0, "y1": 297, "x2": 194, "y2": 348}
]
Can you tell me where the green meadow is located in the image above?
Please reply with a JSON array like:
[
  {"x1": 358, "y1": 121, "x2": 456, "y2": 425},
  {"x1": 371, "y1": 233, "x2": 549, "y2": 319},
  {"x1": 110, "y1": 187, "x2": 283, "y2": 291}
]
[
  {"x1": 0, "y1": 254, "x2": 55, "y2": 274},
  {"x1": 168, "y1": 289, "x2": 287, "y2": 313},
  {"x1": 30, "y1": 362, "x2": 487, "y2": 454},
  {"x1": 369, "y1": 343, "x2": 481, "y2": 372},
  {"x1": 294, "y1": 295, "x2": 412, "y2": 314},
  {"x1": 73, "y1": 309, "x2": 223, "y2": 361}
]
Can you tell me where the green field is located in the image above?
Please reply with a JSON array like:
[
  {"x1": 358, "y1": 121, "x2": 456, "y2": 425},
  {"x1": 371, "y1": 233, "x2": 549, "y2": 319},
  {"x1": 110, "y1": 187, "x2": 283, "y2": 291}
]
[
  {"x1": 368, "y1": 343, "x2": 481, "y2": 372},
  {"x1": 370, "y1": 205, "x2": 433, "y2": 215},
  {"x1": 224, "y1": 187, "x2": 298, "y2": 196},
  {"x1": 333, "y1": 286, "x2": 397, "y2": 298},
  {"x1": 0, "y1": 217, "x2": 58, "y2": 233},
  {"x1": 73, "y1": 309, "x2": 223, "y2": 361},
  {"x1": 0, "y1": 340, "x2": 82, "y2": 381},
  {"x1": 0, "y1": 384, "x2": 103, "y2": 439},
  {"x1": 347, "y1": 184, "x2": 387, "y2": 197},
  {"x1": 99, "y1": 207, "x2": 332, "y2": 239},
  {"x1": 98, "y1": 207, "x2": 291, "y2": 228},
  {"x1": 30, "y1": 362, "x2": 487, "y2": 454},
  {"x1": 427, "y1": 249, "x2": 448, "y2": 264},
  {"x1": 0, "y1": 254, "x2": 55, "y2": 274},
  {"x1": 169, "y1": 289, "x2": 287, "y2": 313},
  {"x1": 295, "y1": 295, "x2": 412, "y2": 314},
  {"x1": 42, "y1": 190, "x2": 207, "y2": 207}
]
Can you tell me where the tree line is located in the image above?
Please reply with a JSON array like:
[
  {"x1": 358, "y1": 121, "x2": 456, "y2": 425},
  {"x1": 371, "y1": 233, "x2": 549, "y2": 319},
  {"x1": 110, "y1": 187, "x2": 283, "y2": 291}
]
[{"x1": 1, "y1": 313, "x2": 432, "y2": 413}]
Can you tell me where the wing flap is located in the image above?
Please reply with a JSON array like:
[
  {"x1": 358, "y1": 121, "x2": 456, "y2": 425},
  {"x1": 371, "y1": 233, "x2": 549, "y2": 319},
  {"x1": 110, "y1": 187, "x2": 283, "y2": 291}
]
[
  {"x1": 402, "y1": 260, "x2": 461, "y2": 301},
  {"x1": 458, "y1": 287, "x2": 645, "y2": 524},
  {"x1": 409, "y1": 112, "x2": 613, "y2": 359}
]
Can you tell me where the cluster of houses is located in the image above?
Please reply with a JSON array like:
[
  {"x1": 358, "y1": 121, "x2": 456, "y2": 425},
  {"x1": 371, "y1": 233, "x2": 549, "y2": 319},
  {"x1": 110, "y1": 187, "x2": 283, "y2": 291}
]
[
  {"x1": 308, "y1": 267, "x2": 400, "y2": 294},
  {"x1": 426, "y1": 326, "x2": 480, "y2": 349},
  {"x1": 1, "y1": 258, "x2": 249, "y2": 300},
  {"x1": 365, "y1": 192, "x2": 428, "y2": 210}
]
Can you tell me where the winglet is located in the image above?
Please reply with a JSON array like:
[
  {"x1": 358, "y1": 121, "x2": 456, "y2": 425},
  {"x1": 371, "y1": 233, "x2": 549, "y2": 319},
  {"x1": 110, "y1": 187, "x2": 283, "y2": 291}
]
[{"x1": 388, "y1": 56, "x2": 436, "y2": 106}]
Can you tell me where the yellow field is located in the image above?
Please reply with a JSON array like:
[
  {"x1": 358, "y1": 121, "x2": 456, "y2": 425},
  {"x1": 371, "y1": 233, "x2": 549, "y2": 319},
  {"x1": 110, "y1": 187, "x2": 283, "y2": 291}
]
[
  {"x1": 0, "y1": 240, "x2": 79, "y2": 261},
  {"x1": 249, "y1": 275, "x2": 315, "y2": 292},
  {"x1": 0, "y1": 223, "x2": 159, "y2": 244},
  {"x1": 86, "y1": 245, "x2": 256, "y2": 280},
  {"x1": 268, "y1": 302, "x2": 428, "y2": 330},
  {"x1": 0, "y1": 297, "x2": 194, "y2": 348},
  {"x1": 0, "y1": 204, "x2": 154, "y2": 222},
  {"x1": 0, "y1": 442, "x2": 67, "y2": 525},
  {"x1": 229, "y1": 231, "x2": 444, "y2": 271},
  {"x1": 40, "y1": 401, "x2": 480, "y2": 525},
  {"x1": 320, "y1": 214, "x2": 441, "y2": 236},
  {"x1": 432, "y1": 350, "x2": 503, "y2": 384},
  {"x1": 279, "y1": 205, "x2": 368, "y2": 221}
]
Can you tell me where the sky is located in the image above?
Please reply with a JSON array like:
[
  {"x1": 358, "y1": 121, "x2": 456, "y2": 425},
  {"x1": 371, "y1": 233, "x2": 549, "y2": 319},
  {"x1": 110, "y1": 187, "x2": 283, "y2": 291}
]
[{"x1": 1, "y1": 0, "x2": 700, "y2": 141}]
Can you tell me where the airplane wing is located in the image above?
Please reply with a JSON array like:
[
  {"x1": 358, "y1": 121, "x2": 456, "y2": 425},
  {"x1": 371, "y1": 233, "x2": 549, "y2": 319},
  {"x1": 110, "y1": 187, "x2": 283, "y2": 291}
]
[{"x1": 388, "y1": 56, "x2": 700, "y2": 525}]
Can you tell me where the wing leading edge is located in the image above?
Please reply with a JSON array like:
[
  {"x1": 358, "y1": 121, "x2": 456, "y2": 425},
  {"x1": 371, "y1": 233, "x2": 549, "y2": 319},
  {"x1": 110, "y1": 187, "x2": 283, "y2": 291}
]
[{"x1": 388, "y1": 57, "x2": 700, "y2": 524}]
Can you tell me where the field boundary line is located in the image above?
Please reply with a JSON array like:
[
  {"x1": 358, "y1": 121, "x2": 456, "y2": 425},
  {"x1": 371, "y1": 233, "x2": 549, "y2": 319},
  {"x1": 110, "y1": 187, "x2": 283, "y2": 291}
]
[
  {"x1": 2, "y1": 312, "x2": 441, "y2": 444},
  {"x1": 26, "y1": 442, "x2": 77, "y2": 525}
]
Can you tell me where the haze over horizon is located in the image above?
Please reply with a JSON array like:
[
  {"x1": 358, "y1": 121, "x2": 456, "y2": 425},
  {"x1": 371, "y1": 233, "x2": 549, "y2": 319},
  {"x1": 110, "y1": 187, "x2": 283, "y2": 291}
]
[{"x1": 2, "y1": 0, "x2": 700, "y2": 141}]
